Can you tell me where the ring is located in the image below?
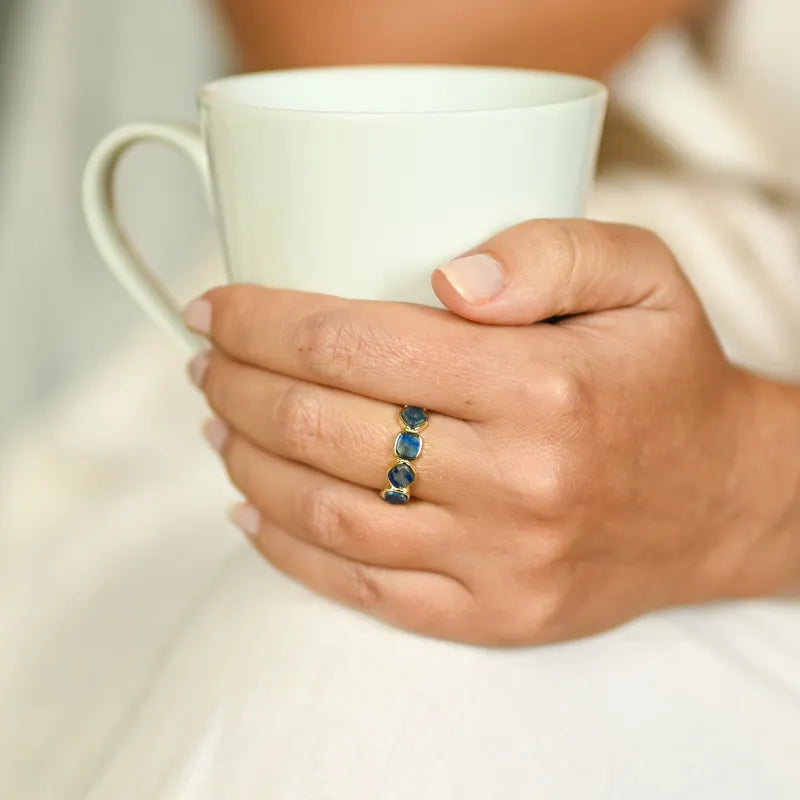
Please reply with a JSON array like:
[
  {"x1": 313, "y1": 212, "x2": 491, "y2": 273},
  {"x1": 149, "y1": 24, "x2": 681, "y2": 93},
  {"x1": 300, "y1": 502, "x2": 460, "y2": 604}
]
[{"x1": 380, "y1": 406, "x2": 429, "y2": 505}]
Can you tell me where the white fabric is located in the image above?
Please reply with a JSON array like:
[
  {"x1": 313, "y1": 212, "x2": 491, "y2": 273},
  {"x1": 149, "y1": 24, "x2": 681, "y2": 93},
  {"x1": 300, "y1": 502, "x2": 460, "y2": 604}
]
[
  {"x1": 2, "y1": 2, "x2": 800, "y2": 798},
  {"x1": 0, "y1": 0, "x2": 226, "y2": 439}
]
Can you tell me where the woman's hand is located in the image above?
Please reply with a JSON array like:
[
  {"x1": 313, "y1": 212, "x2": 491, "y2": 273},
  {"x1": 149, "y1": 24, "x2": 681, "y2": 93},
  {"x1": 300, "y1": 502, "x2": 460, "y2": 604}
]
[{"x1": 184, "y1": 219, "x2": 800, "y2": 645}]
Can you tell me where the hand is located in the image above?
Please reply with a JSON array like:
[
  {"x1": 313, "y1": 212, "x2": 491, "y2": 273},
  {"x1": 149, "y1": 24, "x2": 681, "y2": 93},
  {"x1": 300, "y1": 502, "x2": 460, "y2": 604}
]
[{"x1": 183, "y1": 219, "x2": 800, "y2": 646}]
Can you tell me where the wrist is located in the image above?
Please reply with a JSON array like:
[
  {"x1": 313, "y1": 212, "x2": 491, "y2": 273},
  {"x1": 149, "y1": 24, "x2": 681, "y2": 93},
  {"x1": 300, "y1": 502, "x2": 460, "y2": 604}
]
[{"x1": 722, "y1": 371, "x2": 800, "y2": 598}]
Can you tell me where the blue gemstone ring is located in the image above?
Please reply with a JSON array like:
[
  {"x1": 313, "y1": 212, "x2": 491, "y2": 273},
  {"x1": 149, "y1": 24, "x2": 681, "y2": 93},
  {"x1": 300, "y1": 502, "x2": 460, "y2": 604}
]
[{"x1": 380, "y1": 406, "x2": 429, "y2": 505}]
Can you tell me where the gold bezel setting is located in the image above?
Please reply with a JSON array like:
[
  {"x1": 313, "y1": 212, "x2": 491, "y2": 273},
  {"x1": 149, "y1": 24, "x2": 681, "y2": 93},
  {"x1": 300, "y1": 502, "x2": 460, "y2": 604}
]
[{"x1": 381, "y1": 407, "x2": 428, "y2": 504}]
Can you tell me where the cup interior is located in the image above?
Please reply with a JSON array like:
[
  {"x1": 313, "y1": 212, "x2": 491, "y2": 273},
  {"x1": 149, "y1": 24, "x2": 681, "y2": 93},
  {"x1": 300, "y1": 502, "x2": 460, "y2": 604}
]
[{"x1": 200, "y1": 65, "x2": 605, "y2": 115}]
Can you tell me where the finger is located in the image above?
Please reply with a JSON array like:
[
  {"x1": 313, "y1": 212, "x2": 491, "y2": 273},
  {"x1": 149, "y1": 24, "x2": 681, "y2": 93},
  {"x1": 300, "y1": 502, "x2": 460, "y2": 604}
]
[
  {"x1": 183, "y1": 285, "x2": 520, "y2": 420},
  {"x1": 432, "y1": 219, "x2": 687, "y2": 325},
  {"x1": 232, "y1": 508, "x2": 477, "y2": 642},
  {"x1": 194, "y1": 350, "x2": 477, "y2": 502},
  {"x1": 211, "y1": 421, "x2": 459, "y2": 572}
]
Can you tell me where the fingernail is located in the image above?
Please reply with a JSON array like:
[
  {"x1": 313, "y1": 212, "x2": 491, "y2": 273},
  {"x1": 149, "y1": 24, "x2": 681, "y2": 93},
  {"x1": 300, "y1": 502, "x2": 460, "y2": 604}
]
[
  {"x1": 229, "y1": 502, "x2": 261, "y2": 537},
  {"x1": 183, "y1": 298, "x2": 212, "y2": 336},
  {"x1": 438, "y1": 253, "x2": 507, "y2": 304},
  {"x1": 188, "y1": 351, "x2": 210, "y2": 388},
  {"x1": 203, "y1": 417, "x2": 229, "y2": 452}
]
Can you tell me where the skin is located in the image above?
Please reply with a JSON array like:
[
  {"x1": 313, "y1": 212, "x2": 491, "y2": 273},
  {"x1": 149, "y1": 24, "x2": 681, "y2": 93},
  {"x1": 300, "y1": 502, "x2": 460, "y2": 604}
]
[
  {"x1": 216, "y1": 0, "x2": 705, "y2": 78},
  {"x1": 184, "y1": 220, "x2": 800, "y2": 646}
]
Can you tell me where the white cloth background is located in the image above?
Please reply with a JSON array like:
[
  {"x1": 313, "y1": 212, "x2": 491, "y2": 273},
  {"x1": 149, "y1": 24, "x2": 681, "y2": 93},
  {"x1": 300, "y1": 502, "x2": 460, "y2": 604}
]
[
  {"x1": 0, "y1": 0, "x2": 227, "y2": 441},
  {"x1": 1, "y1": 1, "x2": 799, "y2": 798}
]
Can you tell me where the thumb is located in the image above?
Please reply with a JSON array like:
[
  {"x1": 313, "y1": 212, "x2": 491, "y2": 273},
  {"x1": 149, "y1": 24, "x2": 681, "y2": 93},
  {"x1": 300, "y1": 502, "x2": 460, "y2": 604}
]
[{"x1": 432, "y1": 219, "x2": 685, "y2": 325}]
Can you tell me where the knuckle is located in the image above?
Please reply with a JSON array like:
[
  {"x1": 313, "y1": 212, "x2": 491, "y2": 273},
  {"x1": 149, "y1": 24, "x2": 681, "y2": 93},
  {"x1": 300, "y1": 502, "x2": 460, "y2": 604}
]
[
  {"x1": 486, "y1": 448, "x2": 574, "y2": 522},
  {"x1": 298, "y1": 308, "x2": 368, "y2": 381},
  {"x1": 531, "y1": 464, "x2": 574, "y2": 519},
  {"x1": 617, "y1": 222, "x2": 669, "y2": 257},
  {"x1": 303, "y1": 485, "x2": 347, "y2": 550},
  {"x1": 344, "y1": 560, "x2": 382, "y2": 611},
  {"x1": 486, "y1": 584, "x2": 567, "y2": 646},
  {"x1": 509, "y1": 368, "x2": 587, "y2": 418},
  {"x1": 486, "y1": 614, "x2": 531, "y2": 647},
  {"x1": 535, "y1": 526, "x2": 576, "y2": 565},
  {"x1": 525, "y1": 462, "x2": 574, "y2": 521},
  {"x1": 527, "y1": 219, "x2": 582, "y2": 291},
  {"x1": 540, "y1": 369, "x2": 587, "y2": 416},
  {"x1": 509, "y1": 375, "x2": 543, "y2": 409},
  {"x1": 489, "y1": 434, "x2": 578, "y2": 522},
  {"x1": 274, "y1": 383, "x2": 325, "y2": 459},
  {"x1": 606, "y1": 224, "x2": 687, "y2": 300},
  {"x1": 512, "y1": 522, "x2": 575, "y2": 572},
  {"x1": 618, "y1": 222, "x2": 677, "y2": 266},
  {"x1": 491, "y1": 456, "x2": 542, "y2": 513},
  {"x1": 535, "y1": 219, "x2": 581, "y2": 262},
  {"x1": 525, "y1": 585, "x2": 569, "y2": 639}
]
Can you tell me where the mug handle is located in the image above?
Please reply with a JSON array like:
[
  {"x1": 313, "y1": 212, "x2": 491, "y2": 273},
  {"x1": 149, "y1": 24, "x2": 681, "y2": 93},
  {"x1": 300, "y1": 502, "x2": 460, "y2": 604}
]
[{"x1": 82, "y1": 121, "x2": 212, "y2": 356}]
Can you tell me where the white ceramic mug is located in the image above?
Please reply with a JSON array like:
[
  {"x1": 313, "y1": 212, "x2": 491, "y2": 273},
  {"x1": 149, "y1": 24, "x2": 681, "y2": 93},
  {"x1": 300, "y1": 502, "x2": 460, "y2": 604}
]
[{"x1": 83, "y1": 66, "x2": 607, "y2": 355}]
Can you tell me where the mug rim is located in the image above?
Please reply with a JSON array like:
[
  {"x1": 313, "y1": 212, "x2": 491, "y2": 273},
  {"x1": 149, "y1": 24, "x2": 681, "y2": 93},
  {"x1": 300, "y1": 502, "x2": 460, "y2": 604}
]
[{"x1": 199, "y1": 64, "x2": 607, "y2": 117}]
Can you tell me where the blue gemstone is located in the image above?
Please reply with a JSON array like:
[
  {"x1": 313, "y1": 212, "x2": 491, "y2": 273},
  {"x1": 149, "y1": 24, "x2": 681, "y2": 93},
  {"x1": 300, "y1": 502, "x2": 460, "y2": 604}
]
[
  {"x1": 383, "y1": 488, "x2": 410, "y2": 505},
  {"x1": 388, "y1": 461, "x2": 416, "y2": 489},
  {"x1": 401, "y1": 406, "x2": 428, "y2": 430},
  {"x1": 395, "y1": 432, "x2": 422, "y2": 461}
]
